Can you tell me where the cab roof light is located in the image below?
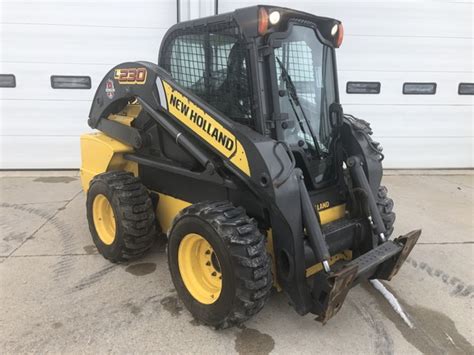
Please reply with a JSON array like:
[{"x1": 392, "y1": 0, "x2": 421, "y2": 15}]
[
  {"x1": 258, "y1": 8, "x2": 269, "y2": 35},
  {"x1": 335, "y1": 23, "x2": 344, "y2": 48},
  {"x1": 269, "y1": 11, "x2": 281, "y2": 25}
]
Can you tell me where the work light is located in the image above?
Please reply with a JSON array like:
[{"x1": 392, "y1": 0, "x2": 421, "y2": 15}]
[{"x1": 269, "y1": 11, "x2": 280, "y2": 25}]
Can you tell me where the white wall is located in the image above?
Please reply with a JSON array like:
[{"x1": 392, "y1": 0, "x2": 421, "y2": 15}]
[
  {"x1": 0, "y1": 0, "x2": 176, "y2": 168},
  {"x1": 1, "y1": 0, "x2": 473, "y2": 168}
]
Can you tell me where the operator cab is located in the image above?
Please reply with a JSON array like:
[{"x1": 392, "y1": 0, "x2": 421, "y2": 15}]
[{"x1": 159, "y1": 5, "x2": 344, "y2": 189}]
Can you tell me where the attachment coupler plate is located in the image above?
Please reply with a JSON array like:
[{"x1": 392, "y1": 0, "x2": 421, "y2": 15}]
[{"x1": 312, "y1": 229, "x2": 421, "y2": 323}]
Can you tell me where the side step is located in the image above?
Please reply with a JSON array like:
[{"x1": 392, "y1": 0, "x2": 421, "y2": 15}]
[{"x1": 311, "y1": 229, "x2": 421, "y2": 323}]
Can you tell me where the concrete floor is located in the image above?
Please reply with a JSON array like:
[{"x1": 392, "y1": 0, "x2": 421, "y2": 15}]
[{"x1": 0, "y1": 171, "x2": 473, "y2": 354}]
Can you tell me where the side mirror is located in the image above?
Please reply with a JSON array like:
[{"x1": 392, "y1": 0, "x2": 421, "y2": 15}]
[{"x1": 329, "y1": 102, "x2": 343, "y2": 128}]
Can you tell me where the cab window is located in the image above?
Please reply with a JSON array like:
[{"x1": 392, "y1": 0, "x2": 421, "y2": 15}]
[{"x1": 162, "y1": 28, "x2": 255, "y2": 128}]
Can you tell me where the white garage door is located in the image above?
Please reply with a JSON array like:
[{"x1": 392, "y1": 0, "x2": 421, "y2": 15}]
[
  {"x1": 0, "y1": 0, "x2": 176, "y2": 168},
  {"x1": 1, "y1": 0, "x2": 473, "y2": 168},
  {"x1": 217, "y1": 0, "x2": 473, "y2": 168}
]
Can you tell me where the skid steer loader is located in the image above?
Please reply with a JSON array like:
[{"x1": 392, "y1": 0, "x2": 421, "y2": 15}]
[{"x1": 80, "y1": 5, "x2": 421, "y2": 328}]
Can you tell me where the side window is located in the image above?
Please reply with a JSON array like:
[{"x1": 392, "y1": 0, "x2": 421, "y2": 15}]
[
  {"x1": 165, "y1": 30, "x2": 255, "y2": 129},
  {"x1": 169, "y1": 34, "x2": 206, "y2": 90},
  {"x1": 207, "y1": 33, "x2": 253, "y2": 127}
]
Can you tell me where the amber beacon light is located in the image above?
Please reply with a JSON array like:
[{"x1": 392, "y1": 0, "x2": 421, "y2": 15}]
[
  {"x1": 258, "y1": 8, "x2": 269, "y2": 34},
  {"x1": 335, "y1": 23, "x2": 344, "y2": 47}
]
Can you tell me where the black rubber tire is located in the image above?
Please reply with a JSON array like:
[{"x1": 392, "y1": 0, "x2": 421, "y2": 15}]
[
  {"x1": 86, "y1": 171, "x2": 158, "y2": 262},
  {"x1": 376, "y1": 185, "x2": 396, "y2": 238},
  {"x1": 167, "y1": 201, "x2": 272, "y2": 329}
]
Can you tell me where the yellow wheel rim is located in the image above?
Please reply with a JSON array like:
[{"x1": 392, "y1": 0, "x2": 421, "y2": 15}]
[
  {"x1": 178, "y1": 233, "x2": 222, "y2": 304},
  {"x1": 92, "y1": 194, "x2": 116, "y2": 245}
]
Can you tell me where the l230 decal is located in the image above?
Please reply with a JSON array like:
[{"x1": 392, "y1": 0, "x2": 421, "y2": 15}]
[{"x1": 114, "y1": 68, "x2": 147, "y2": 84}]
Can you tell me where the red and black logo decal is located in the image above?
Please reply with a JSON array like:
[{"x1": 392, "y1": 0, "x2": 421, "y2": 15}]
[{"x1": 105, "y1": 79, "x2": 115, "y2": 99}]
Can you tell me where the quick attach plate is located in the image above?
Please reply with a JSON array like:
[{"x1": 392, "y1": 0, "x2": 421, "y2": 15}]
[{"x1": 315, "y1": 264, "x2": 358, "y2": 324}]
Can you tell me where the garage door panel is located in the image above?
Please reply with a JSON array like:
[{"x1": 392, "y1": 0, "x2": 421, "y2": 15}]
[
  {"x1": 217, "y1": 0, "x2": 472, "y2": 38},
  {"x1": 2, "y1": 0, "x2": 176, "y2": 29},
  {"x1": 381, "y1": 137, "x2": 473, "y2": 168},
  {"x1": 327, "y1": 3, "x2": 471, "y2": 38},
  {"x1": 337, "y1": 36, "x2": 472, "y2": 73},
  {"x1": 1, "y1": 24, "x2": 166, "y2": 64},
  {"x1": 0, "y1": 63, "x2": 114, "y2": 101},
  {"x1": 1, "y1": 100, "x2": 93, "y2": 136},
  {"x1": 338, "y1": 71, "x2": 474, "y2": 106},
  {"x1": 343, "y1": 104, "x2": 473, "y2": 138},
  {"x1": 0, "y1": 136, "x2": 81, "y2": 169}
]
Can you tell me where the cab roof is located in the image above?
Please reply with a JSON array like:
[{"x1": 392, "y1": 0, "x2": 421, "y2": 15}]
[{"x1": 163, "y1": 5, "x2": 341, "y2": 43}]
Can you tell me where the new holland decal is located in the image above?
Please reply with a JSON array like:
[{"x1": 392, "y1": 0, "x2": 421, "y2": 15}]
[
  {"x1": 114, "y1": 68, "x2": 147, "y2": 84},
  {"x1": 157, "y1": 79, "x2": 250, "y2": 176},
  {"x1": 316, "y1": 201, "x2": 330, "y2": 211}
]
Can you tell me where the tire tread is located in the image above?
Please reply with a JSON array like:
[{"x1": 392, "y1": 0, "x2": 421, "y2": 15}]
[
  {"x1": 376, "y1": 185, "x2": 396, "y2": 238},
  {"x1": 172, "y1": 201, "x2": 272, "y2": 329},
  {"x1": 88, "y1": 171, "x2": 159, "y2": 262}
]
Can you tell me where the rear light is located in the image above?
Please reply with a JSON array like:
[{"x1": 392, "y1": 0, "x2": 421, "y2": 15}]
[
  {"x1": 335, "y1": 23, "x2": 344, "y2": 47},
  {"x1": 258, "y1": 8, "x2": 269, "y2": 35}
]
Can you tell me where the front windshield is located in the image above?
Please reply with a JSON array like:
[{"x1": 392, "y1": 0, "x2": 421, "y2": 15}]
[{"x1": 274, "y1": 25, "x2": 336, "y2": 155}]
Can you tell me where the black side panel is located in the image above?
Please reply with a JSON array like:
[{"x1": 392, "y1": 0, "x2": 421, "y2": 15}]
[
  {"x1": 89, "y1": 61, "x2": 162, "y2": 127},
  {"x1": 160, "y1": 130, "x2": 201, "y2": 170},
  {"x1": 140, "y1": 165, "x2": 228, "y2": 203}
]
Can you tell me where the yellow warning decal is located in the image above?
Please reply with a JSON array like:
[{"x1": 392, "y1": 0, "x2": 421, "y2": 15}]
[{"x1": 162, "y1": 80, "x2": 250, "y2": 176}]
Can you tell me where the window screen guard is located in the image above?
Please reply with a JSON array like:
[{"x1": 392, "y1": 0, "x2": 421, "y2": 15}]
[{"x1": 160, "y1": 22, "x2": 255, "y2": 128}]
